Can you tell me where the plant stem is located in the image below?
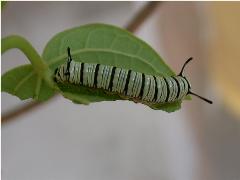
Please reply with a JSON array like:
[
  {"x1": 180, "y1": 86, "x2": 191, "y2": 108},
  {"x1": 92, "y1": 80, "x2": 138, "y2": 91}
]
[{"x1": 1, "y1": 35, "x2": 53, "y2": 86}]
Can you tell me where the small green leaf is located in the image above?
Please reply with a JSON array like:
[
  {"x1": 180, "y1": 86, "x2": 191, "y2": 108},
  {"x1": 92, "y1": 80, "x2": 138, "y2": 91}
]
[
  {"x1": 42, "y1": 23, "x2": 183, "y2": 112},
  {"x1": 1, "y1": 35, "x2": 55, "y2": 101},
  {"x1": 1, "y1": 65, "x2": 55, "y2": 101}
]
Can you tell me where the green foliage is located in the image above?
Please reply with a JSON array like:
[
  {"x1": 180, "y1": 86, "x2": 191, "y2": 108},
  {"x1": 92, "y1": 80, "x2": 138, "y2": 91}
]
[
  {"x1": 1, "y1": 35, "x2": 55, "y2": 101},
  {"x1": 2, "y1": 65, "x2": 54, "y2": 100},
  {"x1": 1, "y1": 23, "x2": 186, "y2": 112}
]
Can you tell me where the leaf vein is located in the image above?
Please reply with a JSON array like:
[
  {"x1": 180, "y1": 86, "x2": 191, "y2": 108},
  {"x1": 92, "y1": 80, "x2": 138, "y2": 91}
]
[
  {"x1": 48, "y1": 48, "x2": 161, "y2": 74},
  {"x1": 35, "y1": 76, "x2": 42, "y2": 99},
  {"x1": 13, "y1": 72, "x2": 34, "y2": 94},
  {"x1": 84, "y1": 28, "x2": 101, "y2": 48}
]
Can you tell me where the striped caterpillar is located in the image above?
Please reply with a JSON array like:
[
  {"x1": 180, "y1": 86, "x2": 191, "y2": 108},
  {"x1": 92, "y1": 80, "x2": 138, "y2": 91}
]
[{"x1": 54, "y1": 47, "x2": 212, "y2": 105}]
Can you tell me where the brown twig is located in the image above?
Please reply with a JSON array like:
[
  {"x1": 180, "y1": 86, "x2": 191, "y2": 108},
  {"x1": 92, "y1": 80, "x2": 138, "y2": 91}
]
[
  {"x1": 126, "y1": 2, "x2": 160, "y2": 32},
  {"x1": 1, "y1": 1, "x2": 161, "y2": 124},
  {"x1": 1, "y1": 100, "x2": 54, "y2": 123}
]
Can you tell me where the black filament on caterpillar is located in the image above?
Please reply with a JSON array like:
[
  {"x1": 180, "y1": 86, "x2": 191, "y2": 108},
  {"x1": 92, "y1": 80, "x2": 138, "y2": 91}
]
[{"x1": 54, "y1": 47, "x2": 212, "y2": 105}]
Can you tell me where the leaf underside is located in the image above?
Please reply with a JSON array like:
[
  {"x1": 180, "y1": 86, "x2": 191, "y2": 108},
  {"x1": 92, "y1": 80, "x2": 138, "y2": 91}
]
[{"x1": 1, "y1": 65, "x2": 55, "y2": 101}]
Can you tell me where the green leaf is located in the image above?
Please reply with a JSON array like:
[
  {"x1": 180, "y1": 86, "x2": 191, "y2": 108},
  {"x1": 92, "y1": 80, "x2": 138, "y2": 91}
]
[
  {"x1": 43, "y1": 23, "x2": 183, "y2": 112},
  {"x1": 1, "y1": 35, "x2": 55, "y2": 101},
  {"x1": 1, "y1": 65, "x2": 55, "y2": 101},
  {"x1": 1, "y1": 24, "x2": 186, "y2": 112}
]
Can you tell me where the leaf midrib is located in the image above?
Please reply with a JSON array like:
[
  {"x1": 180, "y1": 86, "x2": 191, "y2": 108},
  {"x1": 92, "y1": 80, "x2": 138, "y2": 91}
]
[
  {"x1": 14, "y1": 72, "x2": 34, "y2": 93},
  {"x1": 46, "y1": 48, "x2": 161, "y2": 74}
]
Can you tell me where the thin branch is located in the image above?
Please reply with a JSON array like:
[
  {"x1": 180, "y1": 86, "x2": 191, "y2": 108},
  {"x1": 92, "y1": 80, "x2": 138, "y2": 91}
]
[
  {"x1": 126, "y1": 2, "x2": 160, "y2": 32},
  {"x1": 1, "y1": 1, "x2": 162, "y2": 124},
  {"x1": 1, "y1": 99, "x2": 55, "y2": 124}
]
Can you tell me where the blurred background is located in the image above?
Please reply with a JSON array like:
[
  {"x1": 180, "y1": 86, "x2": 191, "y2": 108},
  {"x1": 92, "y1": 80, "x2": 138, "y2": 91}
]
[{"x1": 1, "y1": 2, "x2": 240, "y2": 180}]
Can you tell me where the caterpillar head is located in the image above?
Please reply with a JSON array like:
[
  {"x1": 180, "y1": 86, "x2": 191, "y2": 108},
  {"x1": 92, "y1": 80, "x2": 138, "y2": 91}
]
[{"x1": 178, "y1": 57, "x2": 212, "y2": 104}]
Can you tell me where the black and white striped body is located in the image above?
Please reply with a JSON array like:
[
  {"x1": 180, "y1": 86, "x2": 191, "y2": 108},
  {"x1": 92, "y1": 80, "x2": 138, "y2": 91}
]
[{"x1": 54, "y1": 61, "x2": 191, "y2": 103}]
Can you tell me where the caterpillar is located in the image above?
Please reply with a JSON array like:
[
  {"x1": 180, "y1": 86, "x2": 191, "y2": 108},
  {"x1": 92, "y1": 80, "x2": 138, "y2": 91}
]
[{"x1": 54, "y1": 47, "x2": 212, "y2": 105}]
